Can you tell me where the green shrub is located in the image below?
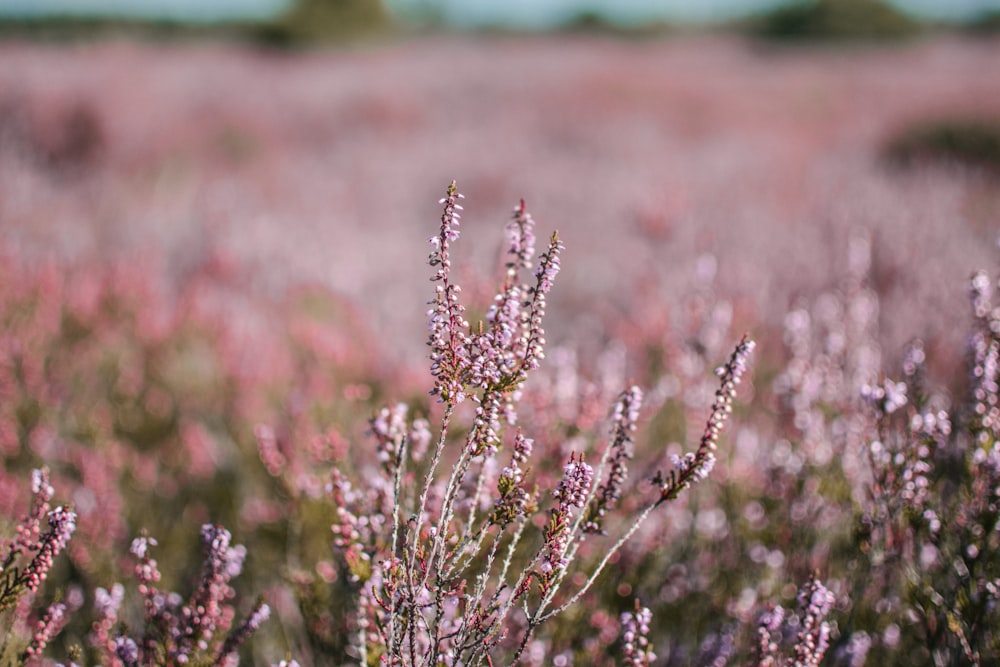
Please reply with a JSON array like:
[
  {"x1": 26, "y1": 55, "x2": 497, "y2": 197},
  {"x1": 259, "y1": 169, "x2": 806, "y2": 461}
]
[
  {"x1": 884, "y1": 117, "x2": 1000, "y2": 174},
  {"x1": 755, "y1": 0, "x2": 921, "y2": 42},
  {"x1": 253, "y1": 0, "x2": 393, "y2": 47}
]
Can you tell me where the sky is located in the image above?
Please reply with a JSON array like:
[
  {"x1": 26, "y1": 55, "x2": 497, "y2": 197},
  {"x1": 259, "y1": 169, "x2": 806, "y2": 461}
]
[{"x1": 2, "y1": 0, "x2": 1000, "y2": 25}]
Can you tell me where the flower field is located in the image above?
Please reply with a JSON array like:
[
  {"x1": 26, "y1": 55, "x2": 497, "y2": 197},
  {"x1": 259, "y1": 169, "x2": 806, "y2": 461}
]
[{"x1": 1, "y1": 32, "x2": 1000, "y2": 665}]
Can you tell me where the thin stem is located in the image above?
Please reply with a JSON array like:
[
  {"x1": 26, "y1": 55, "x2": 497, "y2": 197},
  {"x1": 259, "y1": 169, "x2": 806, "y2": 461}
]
[
  {"x1": 398, "y1": 402, "x2": 455, "y2": 667},
  {"x1": 507, "y1": 621, "x2": 536, "y2": 667},
  {"x1": 539, "y1": 500, "x2": 658, "y2": 623},
  {"x1": 387, "y1": 435, "x2": 410, "y2": 661},
  {"x1": 409, "y1": 402, "x2": 456, "y2": 578},
  {"x1": 423, "y1": 439, "x2": 476, "y2": 589},
  {"x1": 442, "y1": 517, "x2": 493, "y2": 581},
  {"x1": 463, "y1": 456, "x2": 491, "y2": 542}
]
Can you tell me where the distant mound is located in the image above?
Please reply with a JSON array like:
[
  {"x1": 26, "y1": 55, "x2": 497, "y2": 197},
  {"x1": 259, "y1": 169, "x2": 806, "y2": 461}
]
[
  {"x1": 253, "y1": 0, "x2": 393, "y2": 47},
  {"x1": 0, "y1": 0, "x2": 395, "y2": 47},
  {"x1": 884, "y1": 117, "x2": 1000, "y2": 175},
  {"x1": 754, "y1": 0, "x2": 921, "y2": 42},
  {"x1": 965, "y1": 10, "x2": 1000, "y2": 36}
]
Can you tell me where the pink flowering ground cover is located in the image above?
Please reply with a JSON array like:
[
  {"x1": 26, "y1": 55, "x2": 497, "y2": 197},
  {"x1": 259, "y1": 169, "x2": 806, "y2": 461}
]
[
  {"x1": 2, "y1": 34, "x2": 999, "y2": 358},
  {"x1": 0, "y1": 32, "x2": 999, "y2": 665}
]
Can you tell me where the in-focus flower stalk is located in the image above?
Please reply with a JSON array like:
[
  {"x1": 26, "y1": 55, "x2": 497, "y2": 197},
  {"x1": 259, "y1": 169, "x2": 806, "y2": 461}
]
[{"x1": 327, "y1": 182, "x2": 755, "y2": 666}]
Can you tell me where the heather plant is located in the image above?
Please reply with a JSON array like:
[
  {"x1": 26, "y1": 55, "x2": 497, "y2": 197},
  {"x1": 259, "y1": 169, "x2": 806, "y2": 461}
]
[
  {"x1": 89, "y1": 524, "x2": 270, "y2": 667},
  {"x1": 845, "y1": 270, "x2": 1000, "y2": 665},
  {"x1": 750, "y1": 575, "x2": 837, "y2": 667},
  {"x1": 2, "y1": 121, "x2": 998, "y2": 666},
  {"x1": 527, "y1": 250, "x2": 838, "y2": 663},
  {"x1": 573, "y1": 232, "x2": 902, "y2": 665},
  {"x1": 305, "y1": 182, "x2": 756, "y2": 665},
  {"x1": 0, "y1": 468, "x2": 77, "y2": 665},
  {"x1": 723, "y1": 249, "x2": 1000, "y2": 665},
  {"x1": 0, "y1": 469, "x2": 274, "y2": 666},
  {"x1": 0, "y1": 244, "x2": 390, "y2": 659}
]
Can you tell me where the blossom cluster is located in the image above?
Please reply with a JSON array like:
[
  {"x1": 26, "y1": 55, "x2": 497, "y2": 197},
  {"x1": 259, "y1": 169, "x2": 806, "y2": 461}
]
[
  {"x1": 583, "y1": 386, "x2": 643, "y2": 534},
  {"x1": 752, "y1": 575, "x2": 837, "y2": 667},
  {"x1": 0, "y1": 468, "x2": 76, "y2": 611},
  {"x1": 619, "y1": 600, "x2": 655, "y2": 666},
  {"x1": 0, "y1": 469, "x2": 76, "y2": 663},
  {"x1": 969, "y1": 270, "x2": 1000, "y2": 444},
  {"x1": 92, "y1": 524, "x2": 270, "y2": 667},
  {"x1": 542, "y1": 454, "x2": 595, "y2": 576},
  {"x1": 492, "y1": 430, "x2": 535, "y2": 526},
  {"x1": 657, "y1": 335, "x2": 755, "y2": 502},
  {"x1": 427, "y1": 183, "x2": 563, "y2": 405}
]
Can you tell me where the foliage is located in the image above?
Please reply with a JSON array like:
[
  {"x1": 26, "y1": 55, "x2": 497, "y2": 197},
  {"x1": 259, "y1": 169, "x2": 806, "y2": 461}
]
[
  {"x1": 0, "y1": 246, "x2": 387, "y2": 663},
  {"x1": 254, "y1": 0, "x2": 394, "y2": 47},
  {"x1": 884, "y1": 117, "x2": 1000, "y2": 175},
  {"x1": 964, "y1": 11, "x2": 1000, "y2": 36},
  {"x1": 754, "y1": 0, "x2": 920, "y2": 42}
]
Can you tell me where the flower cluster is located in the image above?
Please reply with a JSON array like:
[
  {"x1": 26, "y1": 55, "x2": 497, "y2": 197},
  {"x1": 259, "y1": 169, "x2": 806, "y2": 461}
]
[
  {"x1": 0, "y1": 468, "x2": 76, "y2": 612},
  {"x1": 584, "y1": 386, "x2": 643, "y2": 534},
  {"x1": 0, "y1": 469, "x2": 77, "y2": 663},
  {"x1": 4, "y1": 468, "x2": 55, "y2": 567},
  {"x1": 21, "y1": 505, "x2": 76, "y2": 597},
  {"x1": 427, "y1": 183, "x2": 564, "y2": 409},
  {"x1": 970, "y1": 270, "x2": 1000, "y2": 443},
  {"x1": 92, "y1": 582, "x2": 126, "y2": 657},
  {"x1": 427, "y1": 181, "x2": 470, "y2": 402},
  {"x1": 860, "y1": 378, "x2": 908, "y2": 415},
  {"x1": 753, "y1": 605, "x2": 785, "y2": 667},
  {"x1": 542, "y1": 454, "x2": 595, "y2": 576},
  {"x1": 370, "y1": 403, "x2": 410, "y2": 473},
  {"x1": 25, "y1": 600, "x2": 72, "y2": 660},
  {"x1": 657, "y1": 335, "x2": 755, "y2": 502},
  {"x1": 792, "y1": 576, "x2": 836, "y2": 667},
  {"x1": 492, "y1": 430, "x2": 535, "y2": 526},
  {"x1": 752, "y1": 575, "x2": 836, "y2": 667},
  {"x1": 93, "y1": 524, "x2": 270, "y2": 667},
  {"x1": 619, "y1": 599, "x2": 655, "y2": 666}
]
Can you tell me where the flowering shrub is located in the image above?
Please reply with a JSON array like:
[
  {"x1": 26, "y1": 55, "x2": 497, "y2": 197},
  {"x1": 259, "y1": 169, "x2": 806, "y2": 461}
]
[
  {"x1": 91, "y1": 525, "x2": 269, "y2": 667},
  {"x1": 4, "y1": 31, "x2": 1000, "y2": 667},
  {"x1": 0, "y1": 244, "x2": 382, "y2": 575},
  {"x1": 3, "y1": 173, "x2": 1000, "y2": 666},
  {"x1": 0, "y1": 244, "x2": 388, "y2": 663},
  {"x1": 303, "y1": 182, "x2": 756, "y2": 665},
  {"x1": 751, "y1": 575, "x2": 836, "y2": 667},
  {"x1": 0, "y1": 468, "x2": 270, "y2": 666},
  {"x1": 0, "y1": 468, "x2": 76, "y2": 664},
  {"x1": 844, "y1": 270, "x2": 1000, "y2": 665}
]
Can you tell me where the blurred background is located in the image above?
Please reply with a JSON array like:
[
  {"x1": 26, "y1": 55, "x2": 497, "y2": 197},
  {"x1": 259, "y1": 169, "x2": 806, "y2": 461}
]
[
  {"x1": 0, "y1": 0, "x2": 1000, "y2": 366},
  {"x1": 2, "y1": 0, "x2": 1000, "y2": 358},
  {"x1": 3, "y1": 1, "x2": 1000, "y2": 663}
]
